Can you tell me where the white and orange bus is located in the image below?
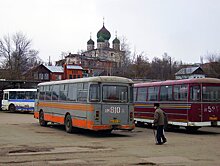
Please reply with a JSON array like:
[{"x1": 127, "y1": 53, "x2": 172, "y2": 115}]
[{"x1": 34, "y1": 76, "x2": 134, "y2": 133}]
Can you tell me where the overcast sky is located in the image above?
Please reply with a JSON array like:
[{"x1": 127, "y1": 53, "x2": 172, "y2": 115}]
[{"x1": 1, "y1": 0, "x2": 220, "y2": 64}]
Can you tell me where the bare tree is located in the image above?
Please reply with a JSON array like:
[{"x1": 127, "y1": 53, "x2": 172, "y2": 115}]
[
  {"x1": 129, "y1": 52, "x2": 150, "y2": 78},
  {"x1": 202, "y1": 52, "x2": 220, "y2": 78},
  {"x1": 114, "y1": 36, "x2": 132, "y2": 77},
  {"x1": 0, "y1": 32, "x2": 41, "y2": 80}
]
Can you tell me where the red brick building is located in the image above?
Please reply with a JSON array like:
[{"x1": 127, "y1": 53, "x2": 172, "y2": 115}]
[
  {"x1": 64, "y1": 64, "x2": 83, "y2": 79},
  {"x1": 24, "y1": 64, "x2": 83, "y2": 81}
]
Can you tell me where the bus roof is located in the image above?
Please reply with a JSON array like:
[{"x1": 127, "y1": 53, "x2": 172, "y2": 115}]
[
  {"x1": 38, "y1": 76, "x2": 133, "y2": 86},
  {"x1": 134, "y1": 78, "x2": 220, "y2": 87},
  {"x1": 3, "y1": 89, "x2": 37, "y2": 92}
]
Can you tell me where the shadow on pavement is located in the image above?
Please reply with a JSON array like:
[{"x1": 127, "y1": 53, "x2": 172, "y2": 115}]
[{"x1": 43, "y1": 123, "x2": 133, "y2": 138}]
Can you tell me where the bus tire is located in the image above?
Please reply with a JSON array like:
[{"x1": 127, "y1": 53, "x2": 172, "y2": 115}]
[
  {"x1": 65, "y1": 114, "x2": 73, "y2": 133},
  {"x1": 136, "y1": 121, "x2": 145, "y2": 127},
  {"x1": 9, "y1": 104, "x2": 16, "y2": 112},
  {"x1": 39, "y1": 111, "x2": 47, "y2": 127}
]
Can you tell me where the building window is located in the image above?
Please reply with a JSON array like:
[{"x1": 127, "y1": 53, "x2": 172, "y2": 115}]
[
  {"x1": 44, "y1": 73, "x2": 49, "y2": 80},
  {"x1": 69, "y1": 74, "x2": 72, "y2": 79},
  {"x1": 34, "y1": 72, "x2": 38, "y2": 79},
  {"x1": 39, "y1": 73, "x2": 44, "y2": 80},
  {"x1": 55, "y1": 75, "x2": 61, "y2": 80}
]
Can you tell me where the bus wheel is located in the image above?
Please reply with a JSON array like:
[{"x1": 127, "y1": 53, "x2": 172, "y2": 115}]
[
  {"x1": 39, "y1": 111, "x2": 47, "y2": 127},
  {"x1": 9, "y1": 104, "x2": 16, "y2": 112},
  {"x1": 136, "y1": 121, "x2": 145, "y2": 127},
  {"x1": 65, "y1": 114, "x2": 73, "y2": 133}
]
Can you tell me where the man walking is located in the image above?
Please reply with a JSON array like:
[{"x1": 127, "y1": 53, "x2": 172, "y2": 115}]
[{"x1": 153, "y1": 103, "x2": 167, "y2": 145}]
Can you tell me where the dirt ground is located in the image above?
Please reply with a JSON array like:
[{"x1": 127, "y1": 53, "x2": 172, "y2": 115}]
[{"x1": 0, "y1": 111, "x2": 220, "y2": 166}]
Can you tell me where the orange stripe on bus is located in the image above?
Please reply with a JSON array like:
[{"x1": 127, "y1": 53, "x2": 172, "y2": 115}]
[
  {"x1": 37, "y1": 113, "x2": 134, "y2": 131},
  {"x1": 91, "y1": 125, "x2": 112, "y2": 130},
  {"x1": 72, "y1": 118, "x2": 88, "y2": 128},
  {"x1": 37, "y1": 102, "x2": 94, "y2": 112},
  {"x1": 44, "y1": 114, "x2": 53, "y2": 121},
  {"x1": 34, "y1": 112, "x2": 39, "y2": 119},
  {"x1": 119, "y1": 124, "x2": 135, "y2": 130},
  {"x1": 52, "y1": 116, "x2": 65, "y2": 124}
]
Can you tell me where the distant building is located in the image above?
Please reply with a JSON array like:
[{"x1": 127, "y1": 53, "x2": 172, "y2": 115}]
[
  {"x1": 24, "y1": 64, "x2": 83, "y2": 81},
  {"x1": 175, "y1": 66, "x2": 205, "y2": 80},
  {"x1": 56, "y1": 22, "x2": 124, "y2": 76},
  {"x1": 24, "y1": 64, "x2": 64, "y2": 81},
  {"x1": 63, "y1": 64, "x2": 83, "y2": 79}
]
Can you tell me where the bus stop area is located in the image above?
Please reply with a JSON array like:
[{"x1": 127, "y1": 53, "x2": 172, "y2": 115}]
[{"x1": 0, "y1": 111, "x2": 220, "y2": 166}]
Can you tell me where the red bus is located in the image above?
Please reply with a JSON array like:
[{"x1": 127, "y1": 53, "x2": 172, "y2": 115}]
[{"x1": 134, "y1": 78, "x2": 220, "y2": 131}]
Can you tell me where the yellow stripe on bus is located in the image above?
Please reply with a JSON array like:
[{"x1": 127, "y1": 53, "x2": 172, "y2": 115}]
[{"x1": 135, "y1": 104, "x2": 191, "y2": 109}]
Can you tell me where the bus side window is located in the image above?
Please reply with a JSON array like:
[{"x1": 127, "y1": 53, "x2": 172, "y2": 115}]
[
  {"x1": 67, "y1": 84, "x2": 77, "y2": 101},
  {"x1": 190, "y1": 86, "x2": 201, "y2": 101},
  {"x1": 60, "y1": 84, "x2": 68, "y2": 101},
  {"x1": 77, "y1": 83, "x2": 88, "y2": 102},
  {"x1": 174, "y1": 84, "x2": 187, "y2": 101},
  {"x1": 137, "y1": 87, "x2": 147, "y2": 102},
  {"x1": 39, "y1": 86, "x2": 45, "y2": 100},
  {"x1": 45, "y1": 86, "x2": 52, "y2": 101},
  {"x1": 148, "y1": 87, "x2": 158, "y2": 101},
  {"x1": 4, "y1": 93, "x2": 8, "y2": 100},
  {"x1": 52, "y1": 85, "x2": 59, "y2": 101},
  {"x1": 9, "y1": 91, "x2": 16, "y2": 99},
  {"x1": 160, "y1": 85, "x2": 173, "y2": 101}
]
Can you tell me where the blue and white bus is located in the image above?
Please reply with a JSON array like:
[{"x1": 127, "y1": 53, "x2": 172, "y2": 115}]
[{"x1": 1, "y1": 89, "x2": 37, "y2": 112}]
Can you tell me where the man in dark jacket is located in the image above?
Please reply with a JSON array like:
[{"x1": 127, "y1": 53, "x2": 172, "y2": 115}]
[{"x1": 153, "y1": 103, "x2": 167, "y2": 145}]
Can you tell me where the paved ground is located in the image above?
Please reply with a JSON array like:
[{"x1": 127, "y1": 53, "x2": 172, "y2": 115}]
[{"x1": 0, "y1": 111, "x2": 220, "y2": 166}]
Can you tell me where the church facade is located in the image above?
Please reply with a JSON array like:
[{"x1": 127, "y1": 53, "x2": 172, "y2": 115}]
[
  {"x1": 56, "y1": 23, "x2": 125, "y2": 76},
  {"x1": 83, "y1": 23, "x2": 124, "y2": 68}
]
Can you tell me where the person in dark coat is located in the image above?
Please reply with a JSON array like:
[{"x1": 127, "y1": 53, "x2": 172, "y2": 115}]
[{"x1": 153, "y1": 103, "x2": 167, "y2": 145}]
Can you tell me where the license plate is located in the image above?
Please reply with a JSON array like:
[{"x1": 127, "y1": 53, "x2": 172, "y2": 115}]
[
  {"x1": 109, "y1": 119, "x2": 120, "y2": 123},
  {"x1": 209, "y1": 117, "x2": 218, "y2": 121}
]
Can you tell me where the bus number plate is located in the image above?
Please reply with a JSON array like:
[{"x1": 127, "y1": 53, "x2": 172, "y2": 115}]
[
  {"x1": 209, "y1": 117, "x2": 217, "y2": 121},
  {"x1": 109, "y1": 119, "x2": 120, "y2": 123}
]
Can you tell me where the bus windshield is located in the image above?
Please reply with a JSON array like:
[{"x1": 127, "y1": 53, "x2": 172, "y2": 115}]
[
  {"x1": 103, "y1": 85, "x2": 128, "y2": 103},
  {"x1": 202, "y1": 86, "x2": 220, "y2": 102}
]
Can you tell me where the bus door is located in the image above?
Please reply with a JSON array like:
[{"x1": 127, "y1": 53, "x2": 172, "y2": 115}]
[
  {"x1": 201, "y1": 85, "x2": 220, "y2": 124},
  {"x1": 189, "y1": 85, "x2": 202, "y2": 122},
  {"x1": 101, "y1": 85, "x2": 129, "y2": 125},
  {"x1": 2, "y1": 91, "x2": 9, "y2": 110}
]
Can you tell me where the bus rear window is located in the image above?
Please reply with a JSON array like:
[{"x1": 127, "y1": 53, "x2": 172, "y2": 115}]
[
  {"x1": 103, "y1": 85, "x2": 128, "y2": 103},
  {"x1": 202, "y1": 86, "x2": 220, "y2": 101}
]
